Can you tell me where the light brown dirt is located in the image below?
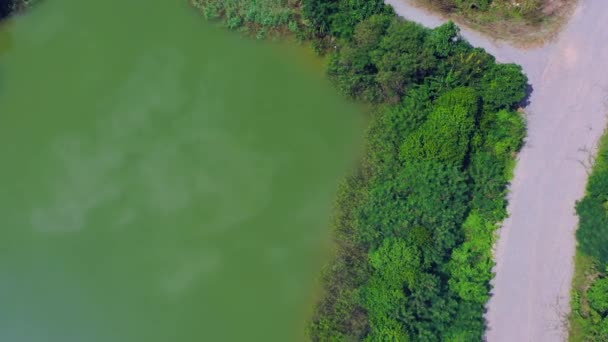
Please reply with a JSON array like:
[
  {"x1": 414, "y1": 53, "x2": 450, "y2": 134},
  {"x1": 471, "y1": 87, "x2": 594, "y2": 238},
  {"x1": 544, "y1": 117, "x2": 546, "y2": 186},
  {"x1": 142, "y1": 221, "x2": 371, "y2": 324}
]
[{"x1": 542, "y1": 0, "x2": 572, "y2": 16}]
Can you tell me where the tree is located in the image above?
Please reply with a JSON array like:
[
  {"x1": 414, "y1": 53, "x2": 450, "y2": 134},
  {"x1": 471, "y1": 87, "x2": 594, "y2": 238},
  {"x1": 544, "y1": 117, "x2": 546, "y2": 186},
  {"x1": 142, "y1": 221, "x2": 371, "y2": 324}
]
[
  {"x1": 589, "y1": 277, "x2": 608, "y2": 316},
  {"x1": 576, "y1": 137, "x2": 608, "y2": 263},
  {"x1": 576, "y1": 188, "x2": 608, "y2": 263},
  {"x1": 447, "y1": 212, "x2": 495, "y2": 304},
  {"x1": 326, "y1": 14, "x2": 395, "y2": 102},
  {"x1": 302, "y1": 0, "x2": 338, "y2": 36},
  {"x1": 357, "y1": 161, "x2": 469, "y2": 259},
  {"x1": 371, "y1": 20, "x2": 436, "y2": 101},
  {"x1": 483, "y1": 109, "x2": 526, "y2": 158},
  {"x1": 481, "y1": 63, "x2": 528, "y2": 110},
  {"x1": 467, "y1": 151, "x2": 508, "y2": 221},
  {"x1": 365, "y1": 85, "x2": 434, "y2": 176},
  {"x1": 362, "y1": 237, "x2": 420, "y2": 341},
  {"x1": 354, "y1": 13, "x2": 392, "y2": 50},
  {"x1": 330, "y1": 0, "x2": 393, "y2": 39},
  {"x1": 426, "y1": 21, "x2": 460, "y2": 58},
  {"x1": 399, "y1": 87, "x2": 478, "y2": 166}
]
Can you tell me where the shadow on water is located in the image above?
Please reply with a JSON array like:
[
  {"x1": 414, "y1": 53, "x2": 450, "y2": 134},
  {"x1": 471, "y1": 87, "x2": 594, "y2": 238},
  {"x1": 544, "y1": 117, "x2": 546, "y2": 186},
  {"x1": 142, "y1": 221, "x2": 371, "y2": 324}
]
[
  {"x1": 0, "y1": 0, "x2": 11, "y2": 20},
  {"x1": 0, "y1": 19, "x2": 12, "y2": 101}
]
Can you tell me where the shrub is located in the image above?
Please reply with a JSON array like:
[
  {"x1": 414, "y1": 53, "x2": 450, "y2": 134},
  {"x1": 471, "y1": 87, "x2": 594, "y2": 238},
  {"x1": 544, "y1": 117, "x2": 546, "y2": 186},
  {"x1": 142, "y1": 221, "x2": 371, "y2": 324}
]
[
  {"x1": 399, "y1": 87, "x2": 477, "y2": 166},
  {"x1": 576, "y1": 136, "x2": 608, "y2": 263},
  {"x1": 589, "y1": 278, "x2": 608, "y2": 316},
  {"x1": 481, "y1": 63, "x2": 528, "y2": 111},
  {"x1": 313, "y1": 15, "x2": 526, "y2": 339}
]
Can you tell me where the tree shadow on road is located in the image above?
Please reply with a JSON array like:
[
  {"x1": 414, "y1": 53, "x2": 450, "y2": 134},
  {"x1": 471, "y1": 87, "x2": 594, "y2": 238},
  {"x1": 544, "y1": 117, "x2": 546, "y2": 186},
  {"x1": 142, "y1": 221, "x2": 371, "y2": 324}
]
[{"x1": 519, "y1": 83, "x2": 534, "y2": 108}]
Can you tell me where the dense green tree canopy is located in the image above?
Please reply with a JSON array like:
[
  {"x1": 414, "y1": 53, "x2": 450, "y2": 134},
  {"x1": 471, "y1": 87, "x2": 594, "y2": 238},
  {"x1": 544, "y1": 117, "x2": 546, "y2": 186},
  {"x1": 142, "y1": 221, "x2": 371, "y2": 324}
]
[
  {"x1": 399, "y1": 87, "x2": 477, "y2": 166},
  {"x1": 588, "y1": 278, "x2": 608, "y2": 316},
  {"x1": 576, "y1": 143, "x2": 608, "y2": 263},
  {"x1": 306, "y1": 2, "x2": 528, "y2": 338},
  {"x1": 481, "y1": 63, "x2": 528, "y2": 111}
]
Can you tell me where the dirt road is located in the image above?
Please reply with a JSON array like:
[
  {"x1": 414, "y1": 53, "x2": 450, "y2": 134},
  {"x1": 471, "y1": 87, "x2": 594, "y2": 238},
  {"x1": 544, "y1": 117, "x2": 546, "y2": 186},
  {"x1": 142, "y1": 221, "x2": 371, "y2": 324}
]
[{"x1": 385, "y1": 1, "x2": 608, "y2": 340}]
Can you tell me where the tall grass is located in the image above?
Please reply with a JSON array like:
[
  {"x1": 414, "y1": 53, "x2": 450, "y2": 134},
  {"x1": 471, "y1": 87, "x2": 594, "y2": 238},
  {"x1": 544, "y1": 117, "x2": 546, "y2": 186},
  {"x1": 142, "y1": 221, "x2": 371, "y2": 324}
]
[{"x1": 191, "y1": 0, "x2": 302, "y2": 37}]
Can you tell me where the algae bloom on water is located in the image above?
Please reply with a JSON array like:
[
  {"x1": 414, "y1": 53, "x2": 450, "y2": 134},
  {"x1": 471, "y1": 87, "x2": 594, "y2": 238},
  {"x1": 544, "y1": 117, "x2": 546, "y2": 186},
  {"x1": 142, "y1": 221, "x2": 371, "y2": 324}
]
[{"x1": 0, "y1": 1, "x2": 363, "y2": 341}]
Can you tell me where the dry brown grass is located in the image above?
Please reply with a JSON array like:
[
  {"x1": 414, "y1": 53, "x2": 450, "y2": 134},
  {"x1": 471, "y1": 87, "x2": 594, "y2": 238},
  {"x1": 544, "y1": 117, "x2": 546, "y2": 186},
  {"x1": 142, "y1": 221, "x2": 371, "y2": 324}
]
[{"x1": 410, "y1": 0, "x2": 578, "y2": 47}]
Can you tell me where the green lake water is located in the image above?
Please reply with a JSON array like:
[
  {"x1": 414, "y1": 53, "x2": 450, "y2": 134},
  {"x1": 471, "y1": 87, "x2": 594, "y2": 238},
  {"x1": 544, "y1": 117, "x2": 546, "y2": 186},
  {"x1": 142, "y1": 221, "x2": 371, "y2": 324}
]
[{"x1": 0, "y1": 1, "x2": 363, "y2": 341}]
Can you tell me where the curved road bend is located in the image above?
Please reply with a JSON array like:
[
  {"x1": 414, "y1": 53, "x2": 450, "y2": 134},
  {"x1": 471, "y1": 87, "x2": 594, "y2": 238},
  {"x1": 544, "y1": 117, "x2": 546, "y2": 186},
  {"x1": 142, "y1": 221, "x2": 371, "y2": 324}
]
[{"x1": 385, "y1": 0, "x2": 608, "y2": 341}]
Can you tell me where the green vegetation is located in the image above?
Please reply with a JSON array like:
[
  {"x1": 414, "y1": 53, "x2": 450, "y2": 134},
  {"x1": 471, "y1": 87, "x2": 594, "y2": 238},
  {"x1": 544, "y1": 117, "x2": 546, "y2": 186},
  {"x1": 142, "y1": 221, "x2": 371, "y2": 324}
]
[
  {"x1": 570, "y1": 133, "x2": 608, "y2": 342},
  {"x1": 192, "y1": 0, "x2": 528, "y2": 339},
  {"x1": 190, "y1": 0, "x2": 303, "y2": 38}
]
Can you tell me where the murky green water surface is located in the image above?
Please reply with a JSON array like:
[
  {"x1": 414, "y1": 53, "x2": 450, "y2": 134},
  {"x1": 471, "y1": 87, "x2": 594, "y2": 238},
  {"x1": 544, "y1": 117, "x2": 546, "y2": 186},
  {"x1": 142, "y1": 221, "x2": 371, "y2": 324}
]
[{"x1": 0, "y1": 1, "x2": 362, "y2": 341}]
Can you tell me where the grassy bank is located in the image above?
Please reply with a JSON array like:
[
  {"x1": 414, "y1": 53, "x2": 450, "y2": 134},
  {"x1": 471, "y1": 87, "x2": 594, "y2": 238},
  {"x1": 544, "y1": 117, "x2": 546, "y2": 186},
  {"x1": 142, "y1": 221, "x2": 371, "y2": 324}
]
[
  {"x1": 192, "y1": 0, "x2": 528, "y2": 339},
  {"x1": 569, "y1": 132, "x2": 608, "y2": 341},
  {"x1": 411, "y1": 0, "x2": 576, "y2": 46},
  {"x1": 190, "y1": 0, "x2": 304, "y2": 39}
]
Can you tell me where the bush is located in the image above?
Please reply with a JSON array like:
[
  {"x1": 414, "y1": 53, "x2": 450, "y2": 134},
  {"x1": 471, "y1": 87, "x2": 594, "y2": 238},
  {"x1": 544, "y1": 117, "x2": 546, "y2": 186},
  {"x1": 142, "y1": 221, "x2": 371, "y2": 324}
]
[
  {"x1": 327, "y1": 17, "x2": 453, "y2": 103},
  {"x1": 484, "y1": 109, "x2": 526, "y2": 158},
  {"x1": 448, "y1": 212, "x2": 496, "y2": 303},
  {"x1": 303, "y1": 0, "x2": 393, "y2": 39},
  {"x1": 399, "y1": 87, "x2": 477, "y2": 166},
  {"x1": 576, "y1": 135, "x2": 608, "y2": 263},
  {"x1": 589, "y1": 278, "x2": 608, "y2": 315}
]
